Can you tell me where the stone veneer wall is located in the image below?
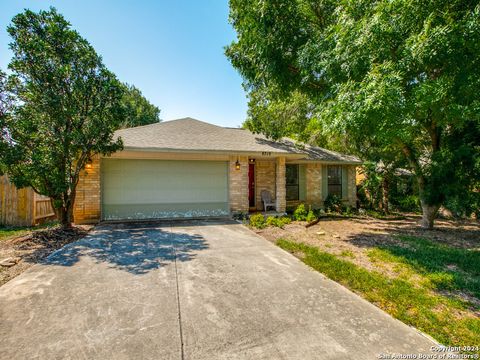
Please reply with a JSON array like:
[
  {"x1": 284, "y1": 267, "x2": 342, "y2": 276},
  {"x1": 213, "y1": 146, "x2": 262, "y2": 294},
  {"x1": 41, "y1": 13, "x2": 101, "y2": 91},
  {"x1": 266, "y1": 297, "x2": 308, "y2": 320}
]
[
  {"x1": 275, "y1": 157, "x2": 286, "y2": 212},
  {"x1": 229, "y1": 155, "x2": 249, "y2": 213},
  {"x1": 74, "y1": 156, "x2": 101, "y2": 224},
  {"x1": 254, "y1": 161, "x2": 276, "y2": 211},
  {"x1": 305, "y1": 163, "x2": 322, "y2": 208},
  {"x1": 347, "y1": 165, "x2": 357, "y2": 207}
]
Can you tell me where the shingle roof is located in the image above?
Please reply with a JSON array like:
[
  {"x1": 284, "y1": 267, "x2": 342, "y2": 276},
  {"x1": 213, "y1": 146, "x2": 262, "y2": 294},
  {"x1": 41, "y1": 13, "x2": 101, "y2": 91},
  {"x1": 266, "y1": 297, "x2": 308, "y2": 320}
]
[{"x1": 114, "y1": 118, "x2": 361, "y2": 163}]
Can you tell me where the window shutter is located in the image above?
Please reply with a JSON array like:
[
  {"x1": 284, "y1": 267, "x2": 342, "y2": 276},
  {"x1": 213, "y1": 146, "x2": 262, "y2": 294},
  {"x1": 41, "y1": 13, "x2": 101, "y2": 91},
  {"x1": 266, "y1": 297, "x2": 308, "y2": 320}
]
[
  {"x1": 299, "y1": 164, "x2": 306, "y2": 201},
  {"x1": 322, "y1": 165, "x2": 328, "y2": 200},
  {"x1": 342, "y1": 166, "x2": 348, "y2": 200}
]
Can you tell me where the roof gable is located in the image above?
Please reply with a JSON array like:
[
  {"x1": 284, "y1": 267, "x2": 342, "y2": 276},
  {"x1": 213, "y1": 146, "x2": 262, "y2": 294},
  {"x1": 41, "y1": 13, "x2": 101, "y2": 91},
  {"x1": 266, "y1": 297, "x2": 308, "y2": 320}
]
[{"x1": 114, "y1": 118, "x2": 361, "y2": 163}]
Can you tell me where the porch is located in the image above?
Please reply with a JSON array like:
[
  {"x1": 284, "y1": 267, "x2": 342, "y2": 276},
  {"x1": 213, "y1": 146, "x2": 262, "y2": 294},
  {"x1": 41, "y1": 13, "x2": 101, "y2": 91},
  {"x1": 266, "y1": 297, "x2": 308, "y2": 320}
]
[{"x1": 232, "y1": 156, "x2": 357, "y2": 215}]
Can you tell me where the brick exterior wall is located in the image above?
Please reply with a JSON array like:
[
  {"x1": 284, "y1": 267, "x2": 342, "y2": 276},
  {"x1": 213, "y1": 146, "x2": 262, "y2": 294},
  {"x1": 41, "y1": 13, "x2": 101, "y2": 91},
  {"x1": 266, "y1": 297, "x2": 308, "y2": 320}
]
[
  {"x1": 293, "y1": 163, "x2": 357, "y2": 210},
  {"x1": 347, "y1": 165, "x2": 357, "y2": 207},
  {"x1": 229, "y1": 155, "x2": 249, "y2": 213},
  {"x1": 72, "y1": 153, "x2": 357, "y2": 223},
  {"x1": 275, "y1": 157, "x2": 286, "y2": 212},
  {"x1": 254, "y1": 160, "x2": 276, "y2": 211},
  {"x1": 74, "y1": 156, "x2": 101, "y2": 224},
  {"x1": 306, "y1": 163, "x2": 322, "y2": 208}
]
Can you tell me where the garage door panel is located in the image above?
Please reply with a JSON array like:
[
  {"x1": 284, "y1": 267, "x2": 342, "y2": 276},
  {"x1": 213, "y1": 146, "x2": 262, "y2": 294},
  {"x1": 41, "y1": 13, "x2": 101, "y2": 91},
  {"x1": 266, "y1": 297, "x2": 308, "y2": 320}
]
[{"x1": 102, "y1": 159, "x2": 229, "y2": 220}]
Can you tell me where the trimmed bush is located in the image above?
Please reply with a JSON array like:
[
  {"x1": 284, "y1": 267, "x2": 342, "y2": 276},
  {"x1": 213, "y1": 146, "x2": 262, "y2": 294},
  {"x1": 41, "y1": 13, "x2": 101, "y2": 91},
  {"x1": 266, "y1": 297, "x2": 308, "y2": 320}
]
[
  {"x1": 293, "y1": 203, "x2": 308, "y2": 221},
  {"x1": 249, "y1": 213, "x2": 266, "y2": 229},
  {"x1": 306, "y1": 210, "x2": 317, "y2": 222},
  {"x1": 265, "y1": 216, "x2": 278, "y2": 227},
  {"x1": 266, "y1": 216, "x2": 292, "y2": 228}
]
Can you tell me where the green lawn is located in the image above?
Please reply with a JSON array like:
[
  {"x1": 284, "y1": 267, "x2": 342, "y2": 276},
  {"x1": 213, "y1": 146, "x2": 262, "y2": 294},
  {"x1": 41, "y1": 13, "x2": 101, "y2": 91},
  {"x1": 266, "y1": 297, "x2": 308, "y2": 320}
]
[
  {"x1": 277, "y1": 237, "x2": 480, "y2": 349},
  {"x1": 0, "y1": 227, "x2": 31, "y2": 242},
  {"x1": 0, "y1": 222, "x2": 58, "y2": 242}
]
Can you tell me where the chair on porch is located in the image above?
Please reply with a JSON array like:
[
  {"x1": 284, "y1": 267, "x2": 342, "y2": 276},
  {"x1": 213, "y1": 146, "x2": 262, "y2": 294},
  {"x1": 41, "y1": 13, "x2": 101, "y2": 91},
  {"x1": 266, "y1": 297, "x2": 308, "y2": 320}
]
[{"x1": 261, "y1": 190, "x2": 276, "y2": 212}]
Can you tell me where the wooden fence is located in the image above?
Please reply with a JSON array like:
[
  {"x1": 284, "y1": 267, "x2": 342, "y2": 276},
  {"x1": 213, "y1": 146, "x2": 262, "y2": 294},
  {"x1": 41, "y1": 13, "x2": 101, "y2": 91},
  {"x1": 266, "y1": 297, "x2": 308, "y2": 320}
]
[{"x1": 0, "y1": 175, "x2": 55, "y2": 226}]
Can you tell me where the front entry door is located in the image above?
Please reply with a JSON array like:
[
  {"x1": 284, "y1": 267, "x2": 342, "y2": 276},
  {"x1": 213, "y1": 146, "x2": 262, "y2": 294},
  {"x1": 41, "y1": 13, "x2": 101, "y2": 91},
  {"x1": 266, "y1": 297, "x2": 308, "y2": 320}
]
[{"x1": 248, "y1": 163, "x2": 255, "y2": 208}]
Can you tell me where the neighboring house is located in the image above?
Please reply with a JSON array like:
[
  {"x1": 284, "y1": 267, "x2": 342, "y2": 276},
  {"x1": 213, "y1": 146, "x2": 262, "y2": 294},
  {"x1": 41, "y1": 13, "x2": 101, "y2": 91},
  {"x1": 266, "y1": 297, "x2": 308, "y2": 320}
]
[
  {"x1": 0, "y1": 175, "x2": 55, "y2": 226},
  {"x1": 73, "y1": 118, "x2": 361, "y2": 224}
]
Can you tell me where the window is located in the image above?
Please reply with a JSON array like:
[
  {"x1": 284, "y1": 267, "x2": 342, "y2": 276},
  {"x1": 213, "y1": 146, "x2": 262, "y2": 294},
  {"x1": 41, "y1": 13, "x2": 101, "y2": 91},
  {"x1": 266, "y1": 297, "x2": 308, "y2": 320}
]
[
  {"x1": 328, "y1": 166, "x2": 342, "y2": 197},
  {"x1": 286, "y1": 164, "x2": 299, "y2": 201}
]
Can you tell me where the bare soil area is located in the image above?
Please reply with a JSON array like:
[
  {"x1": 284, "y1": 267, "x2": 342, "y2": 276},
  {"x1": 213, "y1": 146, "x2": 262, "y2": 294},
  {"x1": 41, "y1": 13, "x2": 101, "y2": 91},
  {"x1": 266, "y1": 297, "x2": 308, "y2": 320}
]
[
  {"x1": 256, "y1": 215, "x2": 480, "y2": 287},
  {"x1": 0, "y1": 225, "x2": 91, "y2": 286}
]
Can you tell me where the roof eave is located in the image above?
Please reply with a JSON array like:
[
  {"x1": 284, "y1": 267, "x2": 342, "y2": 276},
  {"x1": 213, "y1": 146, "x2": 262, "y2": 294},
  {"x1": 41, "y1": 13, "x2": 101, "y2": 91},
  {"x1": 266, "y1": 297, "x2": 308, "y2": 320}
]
[
  {"x1": 119, "y1": 146, "x2": 305, "y2": 158},
  {"x1": 292, "y1": 158, "x2": 363, "y2": 165}
]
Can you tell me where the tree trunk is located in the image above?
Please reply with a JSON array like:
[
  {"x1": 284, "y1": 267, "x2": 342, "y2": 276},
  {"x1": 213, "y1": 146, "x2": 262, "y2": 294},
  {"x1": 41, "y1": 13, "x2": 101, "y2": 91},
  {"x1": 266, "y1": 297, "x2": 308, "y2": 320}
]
[
  {"x1": 53, "y1": 206, "x2": 73, "y2": 229},
  {"x1": 51, "y1": 198, "x2": 73, "y2": 229},
  {"x1": 420, "y1": 199, "x2": 440, "y2": 230},
  {"x1": 381, "y1": 177, "x2": 390, "y2": 214}
]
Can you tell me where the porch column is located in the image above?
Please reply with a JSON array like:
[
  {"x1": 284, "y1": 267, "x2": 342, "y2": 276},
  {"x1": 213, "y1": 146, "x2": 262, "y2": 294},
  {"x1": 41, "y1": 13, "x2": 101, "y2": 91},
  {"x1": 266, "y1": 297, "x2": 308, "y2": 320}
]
[
  {"x1": 229, "y1": 155, "x2": 249, "y2": 213},
  {"x1": 306, "y1": 163, "x2": 322, "y2": 208},
  {"x1": 275, "y1": 156, "x2": 286, "y2": 212}
]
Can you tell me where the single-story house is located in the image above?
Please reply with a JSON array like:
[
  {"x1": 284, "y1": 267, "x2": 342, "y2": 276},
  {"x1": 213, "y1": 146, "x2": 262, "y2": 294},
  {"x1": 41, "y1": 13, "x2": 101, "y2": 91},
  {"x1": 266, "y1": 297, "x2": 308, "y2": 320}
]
[{"x1": 73, "y1": 118, "x2": 362, "y2": 224}]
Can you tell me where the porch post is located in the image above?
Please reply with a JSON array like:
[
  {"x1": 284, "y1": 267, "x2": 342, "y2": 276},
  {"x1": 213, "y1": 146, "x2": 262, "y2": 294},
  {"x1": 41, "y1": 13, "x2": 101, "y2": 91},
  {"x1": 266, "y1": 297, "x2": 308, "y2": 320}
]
[{"x1": 275, "y1": 156, "x2": 286, "y2": 212}]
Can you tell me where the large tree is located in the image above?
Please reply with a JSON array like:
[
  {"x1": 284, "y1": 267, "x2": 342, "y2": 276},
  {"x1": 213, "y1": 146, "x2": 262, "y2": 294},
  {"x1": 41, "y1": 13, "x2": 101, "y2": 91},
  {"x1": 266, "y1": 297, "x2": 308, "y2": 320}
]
[
  {"x1": 0, "y1": 70, "x2": 11, "y2": 165},
  {"x1": 119, "y1": 83, "x2": 161, "y2": 128},
  {"x1": 226, "y1": 0, "x2": 480, "y2": 228},
  {"x1": 0, "y1": 8, "x2": 126, "y2": 228}
]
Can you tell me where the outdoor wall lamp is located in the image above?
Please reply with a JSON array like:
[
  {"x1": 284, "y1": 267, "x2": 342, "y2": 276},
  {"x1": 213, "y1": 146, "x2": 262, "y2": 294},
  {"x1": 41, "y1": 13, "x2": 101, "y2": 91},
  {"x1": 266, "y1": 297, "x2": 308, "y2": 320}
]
[
  {"x1": 85, "y1": 158, "x2": 93, "y2": 171},
  {"x1": 235, "y1": 159, "x2": 241, "y2": 170},
  {"x1": 249, "y1": 158, "x2": 255, "y2": 164}
]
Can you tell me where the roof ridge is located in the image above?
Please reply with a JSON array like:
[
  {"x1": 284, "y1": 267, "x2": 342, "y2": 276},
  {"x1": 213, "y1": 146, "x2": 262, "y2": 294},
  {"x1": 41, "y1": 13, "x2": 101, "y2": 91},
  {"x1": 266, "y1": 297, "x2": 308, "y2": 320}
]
[
  {"x1": 167, "y1": 117, "x2": 223, "y2": 128},
  {"x1": 115, "y1": 121, "x2": 163, "y2": 132},
  {"x1": 115, "y1": 117, "x2": 225, "y2": 133}
]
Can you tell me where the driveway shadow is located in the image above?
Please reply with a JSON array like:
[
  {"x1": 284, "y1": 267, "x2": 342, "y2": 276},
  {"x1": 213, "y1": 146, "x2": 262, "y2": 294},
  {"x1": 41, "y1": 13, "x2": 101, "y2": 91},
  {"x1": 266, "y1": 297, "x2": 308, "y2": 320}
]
[{"x1": 45, "y1": 223, "x2": 208, "y2": 275}]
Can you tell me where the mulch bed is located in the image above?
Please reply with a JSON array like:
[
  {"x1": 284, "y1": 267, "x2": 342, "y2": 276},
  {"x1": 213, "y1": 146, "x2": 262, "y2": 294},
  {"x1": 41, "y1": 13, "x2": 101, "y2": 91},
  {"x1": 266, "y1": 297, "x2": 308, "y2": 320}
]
[{"x1": 0, "y1": 225, "x2": 91, "y2": 287}]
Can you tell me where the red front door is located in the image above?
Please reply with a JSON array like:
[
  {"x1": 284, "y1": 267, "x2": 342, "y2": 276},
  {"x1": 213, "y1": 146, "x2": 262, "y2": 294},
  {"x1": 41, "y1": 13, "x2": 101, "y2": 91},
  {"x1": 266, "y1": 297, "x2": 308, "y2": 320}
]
[{"x1": 248, "y1": 163, "x2": 255, "y2": 208}]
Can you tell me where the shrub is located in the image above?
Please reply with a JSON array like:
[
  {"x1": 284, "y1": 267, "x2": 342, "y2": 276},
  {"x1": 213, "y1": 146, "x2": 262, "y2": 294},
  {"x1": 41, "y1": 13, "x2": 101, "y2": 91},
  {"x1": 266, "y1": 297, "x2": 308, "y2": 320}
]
[
  {"x1": 249, "y1": 213, "x2": 266, "y2": 229},
  {"x1": 232, "y1": 212, "x2": 248, "y2": 221},
  {"x1": 279, "y1": 216, "x2": 292, "y2": 226},
  {"x1": 293, "y1": 203, "x2": 308, "y2": 221},
  {"x1": 396, "y1": 195, "x2": 420, "y2": 212},
  {"x1": 265, "y1": 216, "x2": 292, "y2": 228},
  {"x1": 324, "y1": 194, "x2": 343, "y2": 213},
  {"x1": 306, "y1": 210, "x2": 317, "y2": 222},
  {"x1": 265, "y1": 216, "x2": 278, "y2": 227}
]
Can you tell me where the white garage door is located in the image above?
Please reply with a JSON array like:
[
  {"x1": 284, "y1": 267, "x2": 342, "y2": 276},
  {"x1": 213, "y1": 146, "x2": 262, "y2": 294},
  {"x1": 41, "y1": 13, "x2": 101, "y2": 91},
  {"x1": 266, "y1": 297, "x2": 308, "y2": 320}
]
[{"x1": 102, "y1": 159, "x2": 229, "y2": 220}]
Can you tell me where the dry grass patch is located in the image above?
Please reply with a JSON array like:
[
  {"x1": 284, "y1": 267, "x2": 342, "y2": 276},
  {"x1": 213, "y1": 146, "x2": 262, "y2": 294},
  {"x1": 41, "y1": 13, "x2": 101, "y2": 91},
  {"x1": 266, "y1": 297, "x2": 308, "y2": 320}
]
[
  {"x1": 0, "y1": 224, "x2": 91, "y2": 286},
  {"x1": 255, "y1": 215, "x2": 480, "y2": 348}
]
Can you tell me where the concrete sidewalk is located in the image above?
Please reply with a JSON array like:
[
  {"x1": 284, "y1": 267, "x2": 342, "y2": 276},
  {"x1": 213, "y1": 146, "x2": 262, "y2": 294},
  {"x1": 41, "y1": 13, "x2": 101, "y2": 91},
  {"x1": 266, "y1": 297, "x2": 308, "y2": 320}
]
[{"x1": 0, "y1": 220, "x2": 436, "y2": 359}]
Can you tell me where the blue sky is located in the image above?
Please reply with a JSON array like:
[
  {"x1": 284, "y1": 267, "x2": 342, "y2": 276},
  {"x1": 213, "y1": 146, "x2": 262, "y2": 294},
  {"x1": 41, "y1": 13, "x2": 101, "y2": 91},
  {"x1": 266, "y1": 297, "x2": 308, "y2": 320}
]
[{"x1": 0, "y1": 0, "x2": 247, "y2": 127}]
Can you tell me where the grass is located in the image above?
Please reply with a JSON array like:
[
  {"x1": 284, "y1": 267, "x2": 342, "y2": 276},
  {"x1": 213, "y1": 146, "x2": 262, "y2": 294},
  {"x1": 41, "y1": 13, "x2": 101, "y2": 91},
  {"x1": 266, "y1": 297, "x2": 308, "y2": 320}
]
[
  {"x1": 339, "y1": 249, "x2": 355, "y2": 259},
  {"x1": 277, "y1": 238, "x2": 480, "y2": 348},
  {"x1": 0, "y1": 222, "x2": 58, "y2": 242},
  {"x1": 369, "y1": 235, "x2": 480, "y2": 299}
]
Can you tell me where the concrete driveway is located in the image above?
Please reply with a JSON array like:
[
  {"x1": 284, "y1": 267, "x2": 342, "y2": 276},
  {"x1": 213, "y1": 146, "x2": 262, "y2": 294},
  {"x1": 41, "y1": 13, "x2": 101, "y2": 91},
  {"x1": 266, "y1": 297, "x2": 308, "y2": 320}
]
[{"x1": 0, "y1": 220, "x2": 435, "y2": 359}]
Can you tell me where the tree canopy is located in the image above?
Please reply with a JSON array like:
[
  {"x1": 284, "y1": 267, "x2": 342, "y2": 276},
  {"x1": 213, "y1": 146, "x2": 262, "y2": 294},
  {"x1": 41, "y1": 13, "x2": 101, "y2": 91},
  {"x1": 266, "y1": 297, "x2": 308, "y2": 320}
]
[
  {"x1": 226, "y1": 0, "x2": 480, "y2": 228},
  {"x1": 120, "y1": 83, "x2": 161, "y2": 128},
  {"x1": 0, "y1": 8, "x2": 126, "y2": 227}
]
